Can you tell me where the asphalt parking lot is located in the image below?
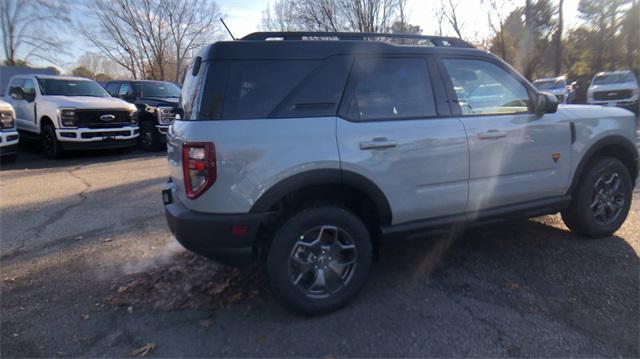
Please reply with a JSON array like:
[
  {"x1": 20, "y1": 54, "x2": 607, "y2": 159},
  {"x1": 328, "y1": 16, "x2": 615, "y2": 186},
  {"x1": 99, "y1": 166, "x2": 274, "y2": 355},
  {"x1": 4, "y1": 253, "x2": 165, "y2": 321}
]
[{"x1": 1, "y1": 136, "x2": 639, "y2": 358}]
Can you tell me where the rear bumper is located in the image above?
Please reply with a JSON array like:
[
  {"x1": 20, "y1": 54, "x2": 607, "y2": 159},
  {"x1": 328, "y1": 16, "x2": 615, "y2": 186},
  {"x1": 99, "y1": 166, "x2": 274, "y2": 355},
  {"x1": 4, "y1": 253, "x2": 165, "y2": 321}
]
[{"x1": 163, "y1": 188, "x2": 267, "y2": 267}]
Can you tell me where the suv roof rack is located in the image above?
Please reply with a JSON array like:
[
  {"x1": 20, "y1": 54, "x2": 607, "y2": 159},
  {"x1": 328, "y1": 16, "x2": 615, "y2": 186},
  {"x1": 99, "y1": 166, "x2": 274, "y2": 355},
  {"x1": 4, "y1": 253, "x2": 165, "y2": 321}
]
[{"x1": 241, "y1": 31, "x2": 474, "y2": 48}]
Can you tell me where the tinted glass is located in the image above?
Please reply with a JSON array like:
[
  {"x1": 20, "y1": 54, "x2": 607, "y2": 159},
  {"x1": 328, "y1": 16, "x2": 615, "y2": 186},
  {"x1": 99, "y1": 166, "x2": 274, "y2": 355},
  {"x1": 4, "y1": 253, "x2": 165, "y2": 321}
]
[
  {"x1": 37, "y1": 79, "x2": 109, "y2": 97},
  {"x1": 443, "y1": 58, "x2": 530, "y2": 115},
  {"x1": 118, "y1": 83, "x2": 134, "y2": 96},
  {"x1": 346, "y1": 58, "x2": 436, "y2": 121},
  {"x1": 272, "y1": 56, "x2": 352, "y2": 118},
  {"x1": 139, "y1": 82, "x2": 180, "y2": 98},
  {"x1": 105, "y1": 82, "x2": 119, "y2": 96},
  {"x1": 223, "y1": 60, "x2": 319, "y2": 120},
  {"x1": 180, "y1": 57, "x2": 207, "y2": 120},
  {"x1": 7, "y1": 78, "x2": 23, "y2": 96}
]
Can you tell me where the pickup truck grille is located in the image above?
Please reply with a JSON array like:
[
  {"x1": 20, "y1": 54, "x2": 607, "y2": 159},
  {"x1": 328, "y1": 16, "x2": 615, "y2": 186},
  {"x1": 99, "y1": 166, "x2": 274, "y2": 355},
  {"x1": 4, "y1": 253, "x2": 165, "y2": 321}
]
[
  {"x1": 76, "y1": 110, "x2": 131, "y2": 128},
  {"x1": 593, "y1": 90, "x2": 633, "y2": 101}
]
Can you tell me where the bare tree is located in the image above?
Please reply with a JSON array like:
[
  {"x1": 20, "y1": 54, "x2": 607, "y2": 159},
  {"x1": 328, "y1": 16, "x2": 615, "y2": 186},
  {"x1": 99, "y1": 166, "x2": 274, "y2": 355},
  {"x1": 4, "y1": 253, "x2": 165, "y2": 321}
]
[
  {"x1": 440, "y1": 0, "x2": 464, "y2": 39},
  {"x1": 79, "y1": 0, "x2": 221, "y2": 81},
  {"x1": 261, "y1": 0, "x2": 403, "y2": 33},
  {"x1": 485, "y1": 0, "x2": 511, "y2": 60},
  {"x1": 554, "y1": 0, "x2": 564, "y2": 75},
  {"x1": 0, "y1": 0, "x2": 70, "y2": 66},
  {"x1": 261, "y1": 0, "x2": 298, "y2": 31}
]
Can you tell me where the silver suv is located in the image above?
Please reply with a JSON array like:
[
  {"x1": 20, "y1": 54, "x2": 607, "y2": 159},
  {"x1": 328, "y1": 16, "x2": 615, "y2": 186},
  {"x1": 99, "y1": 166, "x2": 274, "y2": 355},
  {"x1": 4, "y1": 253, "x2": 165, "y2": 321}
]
[{"x1": 163, "y1": 32, "x2": 639, "y2": 315}]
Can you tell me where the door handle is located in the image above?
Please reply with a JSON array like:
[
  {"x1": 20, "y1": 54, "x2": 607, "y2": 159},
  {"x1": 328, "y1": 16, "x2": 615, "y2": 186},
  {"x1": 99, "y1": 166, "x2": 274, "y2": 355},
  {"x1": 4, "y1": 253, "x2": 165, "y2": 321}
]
[
  {"x1": 477, "y1": 129, "x2": 507, "y2": 140},
  {"x1": 359, "y1": 138, "x2": 398, "y2": 150}
]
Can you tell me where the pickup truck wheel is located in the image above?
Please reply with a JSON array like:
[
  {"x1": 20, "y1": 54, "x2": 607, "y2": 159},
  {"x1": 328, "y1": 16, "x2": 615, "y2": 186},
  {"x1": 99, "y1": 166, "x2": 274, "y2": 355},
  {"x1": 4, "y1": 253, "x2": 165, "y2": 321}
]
[
  {"x1": 139, "y1": 121, "x2": 162, "y2": 151},
  {"x1": 266, "y1": 206, "x2": 372, "y2": 315},
  {"x1": 562, "y1": 157, "x2": 632, "y2": 238},
  {"x1": 41, "y1": 124, "x2": 63, "y2": 159}
]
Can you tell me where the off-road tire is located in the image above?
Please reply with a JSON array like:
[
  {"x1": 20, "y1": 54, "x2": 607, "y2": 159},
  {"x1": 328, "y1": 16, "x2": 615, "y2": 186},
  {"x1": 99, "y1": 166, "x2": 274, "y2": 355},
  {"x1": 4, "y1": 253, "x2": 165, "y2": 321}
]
[
  {"x1": 266, "y1": 206, "x2": 373, "y2": 315},
  {"x1": 562, "y1": 157, "x2": 633, "y2": 238}
]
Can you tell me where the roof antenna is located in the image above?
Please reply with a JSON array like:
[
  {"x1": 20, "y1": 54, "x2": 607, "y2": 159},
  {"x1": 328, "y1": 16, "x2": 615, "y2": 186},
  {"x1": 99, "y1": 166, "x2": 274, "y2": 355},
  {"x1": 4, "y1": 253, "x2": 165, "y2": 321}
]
[{"x1": 220, "y1": 18, "x2": 235, "y2": 40}]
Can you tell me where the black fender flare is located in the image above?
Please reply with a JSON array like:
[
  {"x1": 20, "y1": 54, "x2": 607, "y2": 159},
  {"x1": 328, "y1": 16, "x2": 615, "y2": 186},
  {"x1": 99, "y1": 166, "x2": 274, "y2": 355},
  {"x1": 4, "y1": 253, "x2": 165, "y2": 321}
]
[
  {"x1": 568, "y1": 135, "x2": 639, "y2": 194},
  {"x1": 249, "y1": 168, "x2": 392, "y2": 225}
]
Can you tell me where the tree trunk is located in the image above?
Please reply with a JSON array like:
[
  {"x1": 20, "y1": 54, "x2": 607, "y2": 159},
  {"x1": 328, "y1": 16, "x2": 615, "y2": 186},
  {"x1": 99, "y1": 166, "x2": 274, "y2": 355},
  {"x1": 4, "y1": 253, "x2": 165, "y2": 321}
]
[{"x1": 554, "y1": 0, "x2": 564, "y2": 75}]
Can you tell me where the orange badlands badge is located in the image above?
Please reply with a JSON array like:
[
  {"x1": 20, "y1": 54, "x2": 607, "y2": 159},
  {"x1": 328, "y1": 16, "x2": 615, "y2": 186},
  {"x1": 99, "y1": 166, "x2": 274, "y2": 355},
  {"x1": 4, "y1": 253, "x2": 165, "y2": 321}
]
[{"x1": 552, "y1": 152, "x2": 561, "y2": 162}]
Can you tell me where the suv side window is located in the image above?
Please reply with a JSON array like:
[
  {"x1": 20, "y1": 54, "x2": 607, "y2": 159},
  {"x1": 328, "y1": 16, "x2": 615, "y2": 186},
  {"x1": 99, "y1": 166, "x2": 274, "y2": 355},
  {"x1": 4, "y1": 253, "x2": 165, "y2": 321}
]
[
  {"x1": 344, "y1": 58, "x2": 437, "y2": 121},
  {"x1": 442, "y1": 58, "x2": 530, "y2": 115},
  {"x1": 105, "y1": 82, "x2": 119, "y2": 96}
]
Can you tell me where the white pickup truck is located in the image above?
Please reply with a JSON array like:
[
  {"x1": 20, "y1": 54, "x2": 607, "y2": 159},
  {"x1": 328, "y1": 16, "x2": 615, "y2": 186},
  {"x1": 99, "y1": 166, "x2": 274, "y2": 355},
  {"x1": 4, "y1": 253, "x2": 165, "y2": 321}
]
[
  {"x1": 0, "y1": 99, "x2": 19, "y2": 162},
  {"x1": 4, "y1": 75, "x2": 139, "y2": 158}
]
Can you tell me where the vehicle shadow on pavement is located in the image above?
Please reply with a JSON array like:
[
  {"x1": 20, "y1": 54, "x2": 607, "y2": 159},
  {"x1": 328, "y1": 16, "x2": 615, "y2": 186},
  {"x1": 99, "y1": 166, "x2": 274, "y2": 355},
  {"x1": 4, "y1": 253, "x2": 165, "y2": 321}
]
[
  {"x1": 0, "y1": 140, "x2": 164, "y2": 171},
  {"x1": 1, "y1": 213, "x2": 638, "y2": 357}
]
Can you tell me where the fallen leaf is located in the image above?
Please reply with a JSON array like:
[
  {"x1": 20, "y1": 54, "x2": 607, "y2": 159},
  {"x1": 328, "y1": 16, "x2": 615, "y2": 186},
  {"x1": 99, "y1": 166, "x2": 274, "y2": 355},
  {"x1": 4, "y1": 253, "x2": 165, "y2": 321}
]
[
  {"x1": 129, "y1": 343, "x2": 156, "y2": 357},
  {"x1": 102, "y1": 238, "x2": 113, "y2": 243},
  {"x1": 74, "y1": 236, "x2": 83, "y2": 241},
  {"x1": 199, "y1": 319, "x2": 213, "y2": 328},
  {"x1": 504, "y1": 280, "x2": 520, "y2": 289},
  {"x1": 81, "y1": 314, "x2": 90, "y2": 320}
]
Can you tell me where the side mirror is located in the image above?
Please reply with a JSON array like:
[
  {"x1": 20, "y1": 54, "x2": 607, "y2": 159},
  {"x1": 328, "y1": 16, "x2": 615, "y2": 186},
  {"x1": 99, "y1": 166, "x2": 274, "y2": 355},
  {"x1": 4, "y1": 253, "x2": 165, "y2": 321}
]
[
  {"x1": 24, "y1": 91, "x2": 36, "y2": 102},
  {"x1": 535, "y1": 92, "x2": 558, "y2": 117},
  {"x1": 9, "y1": 87, "x2": 24, "y2": 100}
]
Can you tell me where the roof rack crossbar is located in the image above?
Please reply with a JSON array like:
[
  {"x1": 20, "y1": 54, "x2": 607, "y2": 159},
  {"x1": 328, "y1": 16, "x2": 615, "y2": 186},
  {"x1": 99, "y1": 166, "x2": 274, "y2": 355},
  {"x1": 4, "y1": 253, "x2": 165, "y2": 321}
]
[{"x1": 241, "y1": 31, "x2": 474, "y2": 48}]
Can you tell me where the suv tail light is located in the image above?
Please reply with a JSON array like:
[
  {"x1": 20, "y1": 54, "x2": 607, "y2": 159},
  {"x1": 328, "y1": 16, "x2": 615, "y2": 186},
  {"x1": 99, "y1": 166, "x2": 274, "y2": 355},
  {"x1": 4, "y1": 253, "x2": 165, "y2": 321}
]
[{"x1": 182, "y1": 142, "x2": 216, "y2": 199}]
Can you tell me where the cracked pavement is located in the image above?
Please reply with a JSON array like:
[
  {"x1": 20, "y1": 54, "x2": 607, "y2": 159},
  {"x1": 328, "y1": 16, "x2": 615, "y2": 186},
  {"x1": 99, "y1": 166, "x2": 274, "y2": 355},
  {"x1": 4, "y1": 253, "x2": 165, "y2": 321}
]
[{"x1": 1, "y1": 139, "x2": 639, "y2": 357}]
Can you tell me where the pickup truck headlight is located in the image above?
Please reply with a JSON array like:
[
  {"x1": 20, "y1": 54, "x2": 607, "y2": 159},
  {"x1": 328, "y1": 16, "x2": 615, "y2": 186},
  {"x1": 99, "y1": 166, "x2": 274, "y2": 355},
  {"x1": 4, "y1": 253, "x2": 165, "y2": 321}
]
[
  {"x1": 129, "y1": 108, "x2": 138, "y2": 125},
  {"x1": 60, "y1": 109, "x2": 76, "y2": 127},
  {"x1": 157, "y1": 106, "x2": 175, "y2": 125},
  {"x1": 0, "y1": 111, "x2": 15, "y2": 129}
]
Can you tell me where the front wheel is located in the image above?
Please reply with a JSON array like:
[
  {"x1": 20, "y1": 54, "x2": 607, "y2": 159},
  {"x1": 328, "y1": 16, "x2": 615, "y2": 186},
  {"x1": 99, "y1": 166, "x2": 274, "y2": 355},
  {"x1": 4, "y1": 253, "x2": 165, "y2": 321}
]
[
  {"x1": 266, "y1": 206, "x2": 373, "y2": 315},
  {"x1": 139, "y1": 121, "x2": 162, "y2": 151},
  {"x1": 562, "y1": 157, "x2": 633, "y2": 238},
  {"x1": 41, "y1": 124, "x2": 63, "y2": 159}
]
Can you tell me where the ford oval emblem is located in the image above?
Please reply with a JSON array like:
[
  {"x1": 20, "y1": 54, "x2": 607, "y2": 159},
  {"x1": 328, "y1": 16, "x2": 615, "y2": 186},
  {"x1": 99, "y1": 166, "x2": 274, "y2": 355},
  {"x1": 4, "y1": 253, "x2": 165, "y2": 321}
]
[{"x1": 100, "y1": 114, "x2": 116, "y2": 122}]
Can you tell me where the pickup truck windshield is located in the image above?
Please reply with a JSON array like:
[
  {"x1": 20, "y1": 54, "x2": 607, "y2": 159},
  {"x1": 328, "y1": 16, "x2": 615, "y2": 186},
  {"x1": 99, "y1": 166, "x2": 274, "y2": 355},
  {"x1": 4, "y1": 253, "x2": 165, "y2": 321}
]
[
  {"x1": 37, "y1": 79, "x2": 109, "y2": 97},
  {"x1": 593, "y1": 73, "x2": 636, "y2": 85},
  {"x1": 140, "y1": 82, "x2": 180, "y2": 98}
]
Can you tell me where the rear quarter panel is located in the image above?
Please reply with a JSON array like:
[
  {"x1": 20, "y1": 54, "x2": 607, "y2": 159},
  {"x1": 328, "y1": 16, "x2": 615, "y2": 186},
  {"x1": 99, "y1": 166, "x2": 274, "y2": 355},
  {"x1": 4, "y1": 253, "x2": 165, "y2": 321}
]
[{"x1": 168, "y1": 117, "x2": 340, "y2": 213}]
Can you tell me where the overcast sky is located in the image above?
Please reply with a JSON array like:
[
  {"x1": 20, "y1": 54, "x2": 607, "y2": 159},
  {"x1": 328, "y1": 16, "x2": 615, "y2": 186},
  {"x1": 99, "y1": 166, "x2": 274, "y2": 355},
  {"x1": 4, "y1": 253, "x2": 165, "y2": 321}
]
[{"x1": 53, "y1": 0, "x2": 582, "y2": 72}]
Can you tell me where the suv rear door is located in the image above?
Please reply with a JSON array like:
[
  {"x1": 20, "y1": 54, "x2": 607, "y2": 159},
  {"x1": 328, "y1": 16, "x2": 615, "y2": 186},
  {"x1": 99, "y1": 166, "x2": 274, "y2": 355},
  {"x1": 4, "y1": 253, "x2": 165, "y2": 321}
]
[
  {"x1": 337, "y1": 56, "x2": 469, "y2": 225},
  {"x1": 438, "y1": 56, "x2": 571, "y2": 215}
]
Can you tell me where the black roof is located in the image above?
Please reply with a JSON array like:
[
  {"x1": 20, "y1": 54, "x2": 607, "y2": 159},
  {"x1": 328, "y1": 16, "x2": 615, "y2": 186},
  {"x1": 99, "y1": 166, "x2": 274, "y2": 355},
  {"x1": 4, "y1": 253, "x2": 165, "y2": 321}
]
[{"x1": 201, "y1": 31, "x2": 491, "y2": 61}]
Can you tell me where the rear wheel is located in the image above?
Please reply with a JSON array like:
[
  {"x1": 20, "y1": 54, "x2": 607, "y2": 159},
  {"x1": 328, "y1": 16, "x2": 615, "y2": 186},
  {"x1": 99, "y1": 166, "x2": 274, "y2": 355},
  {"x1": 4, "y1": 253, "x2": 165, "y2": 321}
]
[
  {"x1": 41, "y1": 124, "x2": 63, "y2": 159},
  {"x1": 562, "y1": 157, "x2": 632, "y2": 238},
  {"x1": 266, "y1": 206, "x2": 372, "y2": 315}
]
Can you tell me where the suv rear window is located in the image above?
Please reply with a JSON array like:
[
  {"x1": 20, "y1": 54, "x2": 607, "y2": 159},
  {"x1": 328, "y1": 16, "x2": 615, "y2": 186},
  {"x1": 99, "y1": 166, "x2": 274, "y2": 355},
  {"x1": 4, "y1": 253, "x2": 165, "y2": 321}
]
[{"x1": 222, "y1": 60, "x2": 319, "y2": 120}]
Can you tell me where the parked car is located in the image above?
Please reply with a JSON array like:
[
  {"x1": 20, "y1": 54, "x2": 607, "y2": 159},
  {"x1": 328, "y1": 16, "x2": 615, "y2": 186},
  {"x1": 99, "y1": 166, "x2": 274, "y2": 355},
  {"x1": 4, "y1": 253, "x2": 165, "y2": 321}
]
[
  {"x1": 163, "y1": 32, "x2": 639, "y2": 315},
  {"x1": 0, "y1": 99, "x2": 19, "y2": 162},
  {"x1": 103, "y1": 80, "x2": 180, "y2": 150},
  {"x1": 533, "y1": 76, "x2": 574, "y2": 104},
  {"x1": 587, "y1": 70, "x2": 639, "y2": 114},
  {"x1": 4, "y1": 75, "x2": 139, "y2": 158}
]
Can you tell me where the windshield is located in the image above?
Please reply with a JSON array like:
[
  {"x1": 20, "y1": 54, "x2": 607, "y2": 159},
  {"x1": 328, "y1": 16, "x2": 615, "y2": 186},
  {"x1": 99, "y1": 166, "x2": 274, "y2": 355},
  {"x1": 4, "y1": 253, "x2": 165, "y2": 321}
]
[
  {"x1": 139, "y1": 82, "x2": 181, "y2": 98},
  {"x1": 37, "y1": 78, "x2": 109, "y2": 97},
  {"x1": 593, "y1": 73, "x2": 636, "y2": 85},
  {"x1": 534, "y1": 79, "x2": 565, "y2": 90}
]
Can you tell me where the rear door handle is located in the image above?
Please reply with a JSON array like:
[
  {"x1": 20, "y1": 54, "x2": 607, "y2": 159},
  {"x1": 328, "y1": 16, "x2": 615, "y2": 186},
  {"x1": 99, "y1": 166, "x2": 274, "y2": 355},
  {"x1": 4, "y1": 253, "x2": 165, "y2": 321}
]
[
  {"x1": 477, "y1": 129, "x2": 507, "y2": 140},
  {"x1": 359, "y1": 138, "x2": 398, "y2": 150}
]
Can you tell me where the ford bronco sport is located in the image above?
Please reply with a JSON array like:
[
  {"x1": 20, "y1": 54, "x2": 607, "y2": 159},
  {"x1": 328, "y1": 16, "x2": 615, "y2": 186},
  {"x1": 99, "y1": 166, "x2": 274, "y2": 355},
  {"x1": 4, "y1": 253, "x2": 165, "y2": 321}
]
[
  {"x1": 4, "y1": 75, "x2": 139, "y2": 158},
  {"x1": 163, "y1": 32, "x2": 639, "y2": 315}
]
